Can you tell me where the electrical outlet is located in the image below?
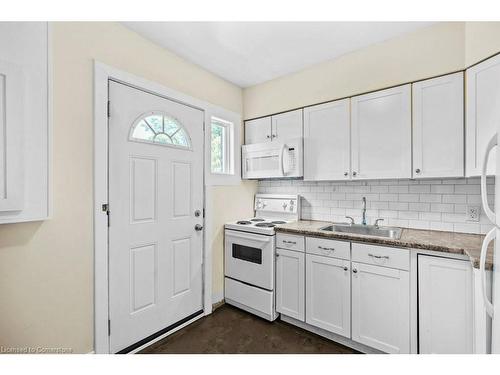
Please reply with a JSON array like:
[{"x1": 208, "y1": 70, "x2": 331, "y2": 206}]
[{"x1": 466, "y1": 206, "x2": 480, "y2": 222}]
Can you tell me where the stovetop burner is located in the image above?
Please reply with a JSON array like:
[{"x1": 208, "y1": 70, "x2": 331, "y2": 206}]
[
  {"x1": 255, "y1": 222, "x2": 275, "y2": 228},
  {"x1": 271, "y1": 221, "x2": 286, "y2": 224},
  {"x1": 236, "y1": 220, "x2": 252, "y2": 225},
  {"x1": 250, "y1": 218, "x2": 265, "y2": 222}
]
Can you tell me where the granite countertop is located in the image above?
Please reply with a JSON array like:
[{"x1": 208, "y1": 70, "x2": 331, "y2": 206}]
[{"x1": 275, "y1": 220, "x2": 494, "y2": 270}]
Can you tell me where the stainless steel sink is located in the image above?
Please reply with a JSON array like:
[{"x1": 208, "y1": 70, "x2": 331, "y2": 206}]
[{"x1": 319, "y1": 223, "x2": 402, "y2": 240}]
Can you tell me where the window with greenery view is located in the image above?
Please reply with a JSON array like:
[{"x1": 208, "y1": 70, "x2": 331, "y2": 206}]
[{"x1": 211, "y1": 117, "x2": 233, "y2": 174}]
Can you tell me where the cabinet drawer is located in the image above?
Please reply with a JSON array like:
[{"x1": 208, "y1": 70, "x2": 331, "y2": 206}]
[
  {"x1": 306, "y1": 237, "x2": 350, "y2": 260},
  {"x1": 351, "y1": 243, "x2": 409, "y2": 271},
  {"x1": 276, "y1": 233, "x2": 305, "y2": 252}
]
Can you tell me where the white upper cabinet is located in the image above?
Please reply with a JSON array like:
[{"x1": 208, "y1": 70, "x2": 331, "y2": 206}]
[
  {"x1": 418, "y1": 255, "x2": 473, "y2": 354},
  {"x1": 276, "y1": 247, "x2": 305, "y2": 321},
  {"x1": 0, "y1": 60, "x2": 24, "y2": 212},
  {"x1": 306, "y1": 253, "x2": 351, "y2": 338},
  {"x1": 244, "y1": 109, "x2": 303, "y2": 145},
  {"x1": 271, "y1": 109, "x2": 303, "y2": 142},
  {"x1": 351, "y1": 84, "x2": 412, "y2": 180},
  {"x1": 303, "y1": 99, "x2": 350, "y2": 181},
  {"x1": 466, "y1": 54, "x2": 500, "y2": 176},
  {"x1": 412, "y1": 72, "x2": 464, "y2": 178},
  {"x1": 244, "y1": 117, "x2": 272, "y2": 144},
  {"x1": 0, "y1": 22, "x2": 50, "y2": 223},
  {"x1": 351, "y1": 261, "x2": 410, "y2": 353}
]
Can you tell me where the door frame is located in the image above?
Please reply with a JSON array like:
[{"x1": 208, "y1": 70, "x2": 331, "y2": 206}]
[{"x1": 94, "y1": 61, "x2": 219, "y2": 353}]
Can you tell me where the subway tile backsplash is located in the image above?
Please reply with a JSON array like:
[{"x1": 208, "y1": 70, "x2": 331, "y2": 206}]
[{"x1": 257, "y1": 177, "x2": 496, "y2": 234}]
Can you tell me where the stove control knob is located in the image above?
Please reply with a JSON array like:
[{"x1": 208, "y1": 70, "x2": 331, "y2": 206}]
[
  {"x1": 256, "y1": 200, "x2": 263, "y2": 209},
  {"x1": 282, "y1": 202, "x2": 288, "y2": 210}
]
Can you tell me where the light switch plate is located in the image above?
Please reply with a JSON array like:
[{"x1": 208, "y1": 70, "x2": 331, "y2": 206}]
[{"x1": 466, "y1": 206, "x2": 480, "y2": 222}]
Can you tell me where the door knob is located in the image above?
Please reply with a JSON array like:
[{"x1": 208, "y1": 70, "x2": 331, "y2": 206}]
[{"x1": 195, "y1": 224, "x2": 203, "y2": 231}]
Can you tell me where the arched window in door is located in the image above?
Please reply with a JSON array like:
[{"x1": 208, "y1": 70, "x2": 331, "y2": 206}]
[{"x1": 129, "y1": 112, "x2": 191, "y2": 149}]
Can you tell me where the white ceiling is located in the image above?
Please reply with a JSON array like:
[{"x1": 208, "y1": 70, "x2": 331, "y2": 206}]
[{"x1": 124, "y1": 22, "x2": 436, "y2": 88}]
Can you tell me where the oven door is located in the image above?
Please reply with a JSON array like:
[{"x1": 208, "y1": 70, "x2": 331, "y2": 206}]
[{"x1": 224, "y1": 229, "x2": 275, "y2": 290}]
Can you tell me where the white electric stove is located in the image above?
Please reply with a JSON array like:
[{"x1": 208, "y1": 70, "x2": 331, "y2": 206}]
[{"x1": 224, "y1": 194, "x2": 301, "y2": 321}]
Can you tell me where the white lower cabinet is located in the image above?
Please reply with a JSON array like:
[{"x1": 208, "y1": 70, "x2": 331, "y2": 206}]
[
  {"x1": 305, "y1": 254, "x2": 351, "y2": 337},
  {"x1": 418, "y1": 255, "x2": 473, "y2": 354},
  {"x1": 276, "y1": 247, "x2": 305, "y2": 321},
  {"x1": 351, "y1": 261, "x2": 410, "y2": 353}
]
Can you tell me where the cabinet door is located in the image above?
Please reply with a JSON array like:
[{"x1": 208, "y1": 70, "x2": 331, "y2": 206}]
[
  {"x1": 244, "y1": 116, "x2": 272, "y2": 144},
  {"x1": 271, "y1": 109, "x2": 303, "y2": 141},
  {"x1": 276, "y1": 248, "x2": 305, "y2": 321},
  {"x1": 466, "y1": 54, "x2": 500, "y2": 176},
  {"x1": 306, "y1": 254, "x2": 351, "y2": 337},
  {"x1": 413, "y1": 72, "x2": 464, "y2": 178},
  {"x1": 351, "y1": 262, "x2": 410, "y2": 353},
  {"x1": 351, "y1": 84, "x2": 411, "y2": 179},
  {"x1": 303, "y1": 100, "x2": 350, "y2": 181},
  {"x1": 418, "y1": 255, "x2": 473, "y2": 354}
]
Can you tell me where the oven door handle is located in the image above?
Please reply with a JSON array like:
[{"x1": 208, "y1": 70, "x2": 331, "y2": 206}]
[{"x1": 226, "y1": 231, "x2": 274, "y2": 243}]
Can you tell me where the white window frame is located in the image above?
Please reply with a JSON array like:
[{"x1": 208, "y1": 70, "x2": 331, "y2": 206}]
[
  {"x1": 205, "y1": 107, "x2": 241, "y2": 186},
  {"x1": 210, "y1": 116, "x2": 233, "y2": 175}
]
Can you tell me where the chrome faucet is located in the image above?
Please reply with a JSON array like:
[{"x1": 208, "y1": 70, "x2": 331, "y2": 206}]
[{"x1": 361, "y1": 197, "x2": 367, "y2": 225}]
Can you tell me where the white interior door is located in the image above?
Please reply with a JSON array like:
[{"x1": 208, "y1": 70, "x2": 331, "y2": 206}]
[{"x1": 108, "y1": 81, "x2": 204, "y2": 353}]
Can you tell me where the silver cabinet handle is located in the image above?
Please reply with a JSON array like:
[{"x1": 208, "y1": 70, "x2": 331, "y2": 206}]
[
  {"x1": 344, "y1": 171, "x2": 349, "y2": 176},
  {"x1": 266, "y1": 135, "x2": 271, "y2": 139},
  {"x1": 283, "y1": 240, "x2": 297, "y2": 244},
  {"x1": 271, "y1": 134, "x2": 277, "y2": 139},
  {"x1": 343, "y1": 266, "x2": 348, "y2": 271},
  {"x1": 368, "y1": 253, "x2": 389, "y2": 259},
  {"x1": 352, "y1": 171, "x2": 357, "y2": 177},
  {"x1": 276, "y1": 253, "x2": 280, "y2": 258},
  {"x1": 318, "y1": 246, "x2": 335, "y2": 251},
  {"x1": 352, "y1": 268, "x2": 358, "y2": 273}
]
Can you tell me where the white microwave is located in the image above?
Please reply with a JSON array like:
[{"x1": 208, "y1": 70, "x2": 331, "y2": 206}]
[{"x1": 242, "y1": 138, "x2": 303, "y2": 179}]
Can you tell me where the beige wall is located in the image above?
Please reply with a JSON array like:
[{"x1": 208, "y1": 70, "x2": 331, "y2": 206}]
[
  {"x1": 0, "y1": 22, "x2": 255, "y2": 354},
  {"x1": 243, "y1": 22, "x2": 466, "y2": 119},
  {"x1": 465, "y1": 22, "x2": 500, "y2": 66}
]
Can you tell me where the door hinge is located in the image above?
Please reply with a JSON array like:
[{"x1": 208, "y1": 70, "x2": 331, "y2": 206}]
[
  {"x1": 108, "y1": 319, "x2": 111, "y2": 336},
  {"x1": 102, "y1": 204, "x2": 110, "y2": 227},
  {"x1": 107, "y1": 100, "x2": 111, "y2": 118}
]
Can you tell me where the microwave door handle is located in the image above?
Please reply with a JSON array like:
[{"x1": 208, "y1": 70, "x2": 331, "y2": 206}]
[
  {"x1": 279, "y1": 144, "x2": 287, "y2": 176},
  {"x1": 481, "y1": 133, "x2": 497, "y2": 224}
]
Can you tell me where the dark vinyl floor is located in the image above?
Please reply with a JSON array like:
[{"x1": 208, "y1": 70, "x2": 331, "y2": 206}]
[{"x1": 139, "y1": 304, "x2": 359, "y2": 354}]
